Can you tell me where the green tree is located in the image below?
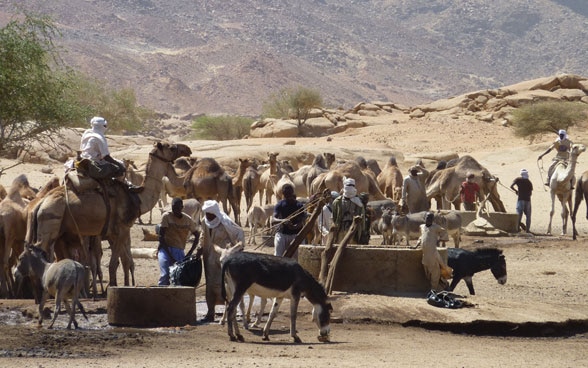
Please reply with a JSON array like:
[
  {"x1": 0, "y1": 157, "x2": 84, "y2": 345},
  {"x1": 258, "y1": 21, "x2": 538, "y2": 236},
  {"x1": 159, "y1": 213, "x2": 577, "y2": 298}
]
[
  {"x1": 511, "y1": 101, "x2": 588, "y2": 142},
  {"x1": 262, "y1": 86, "x2": 323, "y2": 127},
  {"x1": 0, "y1": 12, "x2": 89, "y2": 156},
  {"x1": 191, "y1": 115, "x2": 254, "y2": 140}
]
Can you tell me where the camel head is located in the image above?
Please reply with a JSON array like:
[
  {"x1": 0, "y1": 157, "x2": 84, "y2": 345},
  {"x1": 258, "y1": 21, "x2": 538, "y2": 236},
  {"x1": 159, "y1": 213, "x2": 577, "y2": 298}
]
[
  {"x1": 151, "y1": 142, "x2": 192, "y2": 162},
  {"x1": 571, "y1": 144, "x2": 586, "y2": 158}
]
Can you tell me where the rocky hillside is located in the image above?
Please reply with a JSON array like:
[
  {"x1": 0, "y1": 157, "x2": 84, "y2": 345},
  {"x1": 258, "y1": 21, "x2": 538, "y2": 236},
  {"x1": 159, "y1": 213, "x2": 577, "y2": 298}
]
[{"x1": 1, "y1": 1, "x2": 587, "y2": 116}]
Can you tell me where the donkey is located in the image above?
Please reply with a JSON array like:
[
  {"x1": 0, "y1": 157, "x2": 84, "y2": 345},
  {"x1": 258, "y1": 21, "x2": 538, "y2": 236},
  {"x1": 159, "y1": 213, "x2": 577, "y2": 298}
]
[
  {"x1": 221, "y1": 252, "x2": 332, "y2": 343},
  {"x1": 447, "y1": 247, "x2": 507, "y2": 295},
  {"x1": 16, "y1": 245, "x2": 88, "y2": 329}
]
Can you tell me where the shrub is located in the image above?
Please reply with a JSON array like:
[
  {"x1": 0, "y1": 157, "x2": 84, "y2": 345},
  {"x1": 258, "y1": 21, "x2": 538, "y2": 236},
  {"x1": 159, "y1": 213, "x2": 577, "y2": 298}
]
[
  {"x1": 191, "y1": 115, "x2": 254, "y2": 140},
  {"x1": 262, "y1": 86, "x2": 323, "y2": 127},
  {"x1": 511, "y1": 101, "x2": 588, "y2": 142}
]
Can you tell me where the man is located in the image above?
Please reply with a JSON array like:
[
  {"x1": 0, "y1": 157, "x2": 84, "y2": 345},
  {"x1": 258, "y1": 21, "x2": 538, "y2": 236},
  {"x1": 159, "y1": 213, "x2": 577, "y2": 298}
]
[
  {"x1": 80, "y1": 116, "x2": 143, "y2": 192},
  {"x1": 358, "y1": 192, "x2": 372, "y2": 245},
  {"x1": 510, "y1": 168, "x2": 533, "y2": 233},
  {"x1": 401, "y1": 166, "x2": 428, "y2": 214},
  {"x1": 318, "y1": 191, "x2": 339, "y2": 245},
  {"x1": 538, "y1": 129, "x2": 573, "y2": 187},
  {"x1": 460, "y1": 172, "x2": 482, "y2": 211},
  {"x1": 331, "y1": 177, "x2": 365, "y2": 244},
  {"x1": 157, "y1": 198, "x2": 200, "y2": 286},
  {"x1": 419, "y1": 212, "x2": 450, "y2": 291},
  {"x1": 199, "y1": 200, "x2": 244, "y2": 322},
  {"x1": 272, "y1": 183, "x2": 307, "y2": 259}
]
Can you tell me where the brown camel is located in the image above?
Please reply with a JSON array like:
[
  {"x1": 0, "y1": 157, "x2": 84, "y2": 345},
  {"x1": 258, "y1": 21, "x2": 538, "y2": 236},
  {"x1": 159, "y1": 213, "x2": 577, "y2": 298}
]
[
  {"x1": 231, "y1": 158, "x2": 250, "y2": 223},
  {"x1": 425, "y1": 155, "x2": 506, "y2": 212},
  {"x1": 572, "y1": 169, "x2": 588, "y2": 240},
  {"x1": 304, "y1": 153, "x2": 333, "y2": 197},
  {"x1": 183, "y1": 157, "x2": 240, "y2": 224},
  {"x1": 310, "y1": 160, "x2": 387, "y2": 200},
  {"x1": 27, "y1": 142, "x2": 192, "y2": 287},
  {"x1": 0, "y1": 175, "x2": 59, "y2": 298},
  {"x1": 377, "y1": 156, "x2": 403, "y2": 202},
  {"x1": 242, "y1": 164, "x2": 262, "y2": 220},
  {"x1": 259, "y1": 152, "x2": 288, "y2": 204},
  {"x1": 547, "y1": 143, "x2": 585, "y2": 236}
]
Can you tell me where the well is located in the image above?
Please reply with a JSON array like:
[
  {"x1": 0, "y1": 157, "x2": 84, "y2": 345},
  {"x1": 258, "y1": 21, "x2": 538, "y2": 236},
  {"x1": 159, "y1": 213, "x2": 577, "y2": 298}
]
[
  {"x1": 298, "y1": 245, "x2": 448, "y2": 296},
  {"x1": 107, "y1": 286, "x2": 196, "y2": 327}
]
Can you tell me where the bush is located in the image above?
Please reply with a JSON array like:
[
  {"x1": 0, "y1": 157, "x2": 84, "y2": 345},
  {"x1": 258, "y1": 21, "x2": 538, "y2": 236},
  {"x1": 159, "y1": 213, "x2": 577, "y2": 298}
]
[
  {"x1": 511, "y1": 101, "x2": 588, "y2": 142},
  {"x1": 262, "y1": 86, "x2": 323, "y2": 127},
  {"x1": 191, "y1": 115, "x2": 254, "y2": 140}
]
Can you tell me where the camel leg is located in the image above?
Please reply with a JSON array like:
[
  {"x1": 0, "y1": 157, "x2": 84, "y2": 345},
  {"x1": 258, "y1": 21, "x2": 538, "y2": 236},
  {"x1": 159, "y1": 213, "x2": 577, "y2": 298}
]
[
  {"x1": 547, "y1": 191, "x2": 556, "y2": 235},
  {"x1": 561, "y1": 195, "x2": 571, "y2": 235},
  {"x1": 108, "y1": 242, "x2": 120, "y2": 287}
]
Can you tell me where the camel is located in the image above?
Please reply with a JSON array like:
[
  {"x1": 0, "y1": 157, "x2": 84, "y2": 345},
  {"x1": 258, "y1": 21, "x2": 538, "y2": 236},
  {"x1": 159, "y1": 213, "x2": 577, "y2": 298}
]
[
  {"x1": 547, "y1": 143, "x2": 586, "y2": 236},
  {"x1": 310, "y1": 160, "x2": 387, "y2": 200},
  {"x1": 572, "y1": 170, "x2": 588, "y2": 240},
  {"x1": 425, "y1": 155, "x2": 506, "y2": 213},
  {"x1": 183, "y1": 157, "x2": 240, "y2": 224},
  {"x1": 303, "y1": 153, "x2": 333, "y2": 198},
  {"x1": 27, "y1": 142, "x2": 192, "y2": 287},
  {"x1": 231, "y1": 158, "x2": 250, "y2": 223},
  {"x1": 259, "y1": 152, "x2": 288, "y2": 205},
  {"x1": 124, "y1": 159, "x2": 156, "y2": 225},
  {"x1": 0, "y1": 176, "x2": 59, "y2": 298},
  {"x1": 377, "y1": 156, "x2": 403, "y2": 202},
  {"x1": 243, "y1": 164, "x2": 262, "y2": 220}
]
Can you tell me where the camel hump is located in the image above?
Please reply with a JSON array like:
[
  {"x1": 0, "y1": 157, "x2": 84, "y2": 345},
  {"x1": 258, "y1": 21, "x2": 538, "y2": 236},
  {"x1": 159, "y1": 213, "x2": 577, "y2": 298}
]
[
  {"x1": 65, "y1": 171, "x2": 100, "y2": 193},
  {"x1": 193, "y1": 157, "x2": 224, "y2": 177}
]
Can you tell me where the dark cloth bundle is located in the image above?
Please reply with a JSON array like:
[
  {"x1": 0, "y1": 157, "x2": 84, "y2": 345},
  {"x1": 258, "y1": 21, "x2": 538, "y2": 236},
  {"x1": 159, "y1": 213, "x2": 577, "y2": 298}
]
[{"x1": 170, "y1": 255, "x2": 202, "y2": 287}]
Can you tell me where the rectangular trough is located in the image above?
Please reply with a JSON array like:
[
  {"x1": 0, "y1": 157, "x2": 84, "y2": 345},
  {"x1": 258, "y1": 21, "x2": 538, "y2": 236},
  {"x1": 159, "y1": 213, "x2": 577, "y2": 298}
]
[
  {"x1": 298, "y1": 245, "x2": 448, "y2": 296},
  {"x1": 107, "y1": 286, "x2": 196, "y2": 327}
]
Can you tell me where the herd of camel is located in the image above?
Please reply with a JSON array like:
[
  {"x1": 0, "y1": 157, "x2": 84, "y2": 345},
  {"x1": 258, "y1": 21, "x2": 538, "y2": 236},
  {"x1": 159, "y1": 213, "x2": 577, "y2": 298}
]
[{"x1": 1, "y1": 140, "x2": 587, "y2": 301}]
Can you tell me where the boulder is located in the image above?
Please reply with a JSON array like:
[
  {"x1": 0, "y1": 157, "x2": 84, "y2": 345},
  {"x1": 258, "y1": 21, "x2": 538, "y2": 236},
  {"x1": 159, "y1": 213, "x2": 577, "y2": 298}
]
[
  {"x1": 299, "y1": 117, "x2": 336, "y2": 137},
  {"x1": 552, "y1": 88, "x2": 587, "y2": 101},
  {"x1": 503, "y1": 89, "x2": 562, "y2": 107},
  {"x1": 249, "y1": 119, "x2": 299, "y2": 138}
]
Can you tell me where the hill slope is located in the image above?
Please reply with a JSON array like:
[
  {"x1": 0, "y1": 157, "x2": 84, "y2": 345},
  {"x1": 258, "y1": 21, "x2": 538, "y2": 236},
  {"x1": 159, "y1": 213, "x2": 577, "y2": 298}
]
[{"x1": 1, "y1": 0, "x2": 587, "y2": 115}]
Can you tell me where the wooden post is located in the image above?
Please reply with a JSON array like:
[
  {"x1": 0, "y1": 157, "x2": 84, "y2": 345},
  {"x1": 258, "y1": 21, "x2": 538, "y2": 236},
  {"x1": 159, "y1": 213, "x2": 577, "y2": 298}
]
[{"x1": 325, "y1": 216, "x2": 361, "y2": 295}]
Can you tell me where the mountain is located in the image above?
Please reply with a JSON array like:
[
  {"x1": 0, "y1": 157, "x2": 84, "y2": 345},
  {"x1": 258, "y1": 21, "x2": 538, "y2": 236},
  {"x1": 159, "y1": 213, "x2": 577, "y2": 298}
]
[{"x1": 1, "y1": 0, "x2": 587, "y2": 116}]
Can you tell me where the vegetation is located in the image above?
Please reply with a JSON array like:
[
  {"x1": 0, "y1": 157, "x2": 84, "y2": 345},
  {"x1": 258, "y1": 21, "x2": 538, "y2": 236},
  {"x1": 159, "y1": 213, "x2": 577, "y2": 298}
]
[
  {"x1": 66, "y1": 73, "x2": 156, "y2": 133},
  {"x1": 0, "y1": 12, "x2": 155, "y2": 157},
  {"x1": 262, "y1": 86, "x2": 323, "y2": 127},
  {"x1": 511, "y1": 101, "x2": 588, "y2": 142},
  {"x1": 191, "y1": 115, "x2": 254, "y2": 140}
]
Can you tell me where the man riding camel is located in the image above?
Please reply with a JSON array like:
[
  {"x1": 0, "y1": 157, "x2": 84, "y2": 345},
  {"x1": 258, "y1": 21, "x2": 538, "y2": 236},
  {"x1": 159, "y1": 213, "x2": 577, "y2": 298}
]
[
  {"x1": 79, "y1": 116, "x2": 144, "y2": 193},
  {"x1": 538, "y1": 129, "x2": 573, "y2": 187}
]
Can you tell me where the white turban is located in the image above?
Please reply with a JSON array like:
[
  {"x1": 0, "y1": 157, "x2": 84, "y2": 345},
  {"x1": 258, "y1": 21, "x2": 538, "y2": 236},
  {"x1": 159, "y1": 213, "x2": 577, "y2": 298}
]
[
  {"x1": 343, "y1": 177, "x2": 357, "y2": 199},
  {"x1": 90, "y1": 116, "x2": 108, "y2": 136},
  {"x1": 558, "y1": 129, "x2": 568, "y2": 140},
  {"x1": 520, "y1": 168, "x2": 529, "y2": 179},
  {"x1": 202, "y1": 200, "x2": 239, "y2": 229}
]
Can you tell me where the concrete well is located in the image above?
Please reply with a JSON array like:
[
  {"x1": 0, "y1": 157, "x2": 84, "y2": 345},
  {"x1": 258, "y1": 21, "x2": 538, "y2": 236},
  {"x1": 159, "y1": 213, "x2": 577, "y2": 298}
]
[
  {"x1": 107, "y1": 286, "x2": 196, "y2": 327},
  {"x1": 298, "y1": 245, "x2": 448, "y2": 296}
]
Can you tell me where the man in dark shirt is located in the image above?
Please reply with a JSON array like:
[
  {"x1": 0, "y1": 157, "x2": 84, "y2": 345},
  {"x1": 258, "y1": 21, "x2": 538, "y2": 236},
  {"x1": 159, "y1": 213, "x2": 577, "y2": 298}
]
[
  {"x1": 271, "y1": 184, "x2": 306, "y2": 259},
  {"x1": 510, "y1": 168, "x2": 533, "y2": 233}
]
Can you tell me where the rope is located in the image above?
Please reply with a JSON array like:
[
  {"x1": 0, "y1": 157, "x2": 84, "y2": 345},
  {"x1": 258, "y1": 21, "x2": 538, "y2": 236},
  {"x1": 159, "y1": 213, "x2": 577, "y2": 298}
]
[
  {"x1": 497, "y1": 180, "x2": 517, "y2": 195},
  {"x1": 537, "y1": 158, "x2": 548, "y2": 192}
]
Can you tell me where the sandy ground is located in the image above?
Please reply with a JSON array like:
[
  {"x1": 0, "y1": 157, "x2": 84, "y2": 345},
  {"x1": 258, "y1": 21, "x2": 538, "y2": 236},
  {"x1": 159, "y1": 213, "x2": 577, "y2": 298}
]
[{"x1": 1, "y1": 112, "x2": 588, "y2": 367}]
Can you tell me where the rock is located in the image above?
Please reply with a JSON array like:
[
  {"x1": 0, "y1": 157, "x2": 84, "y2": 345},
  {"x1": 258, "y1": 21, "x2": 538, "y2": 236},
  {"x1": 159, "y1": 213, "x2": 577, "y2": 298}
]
[
  {"x1": 409, "y1": 109, "x2": 425, "y2": 118},
  {"x1": 249, "y1": 119, "x2": 299, "y2": 138}
]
